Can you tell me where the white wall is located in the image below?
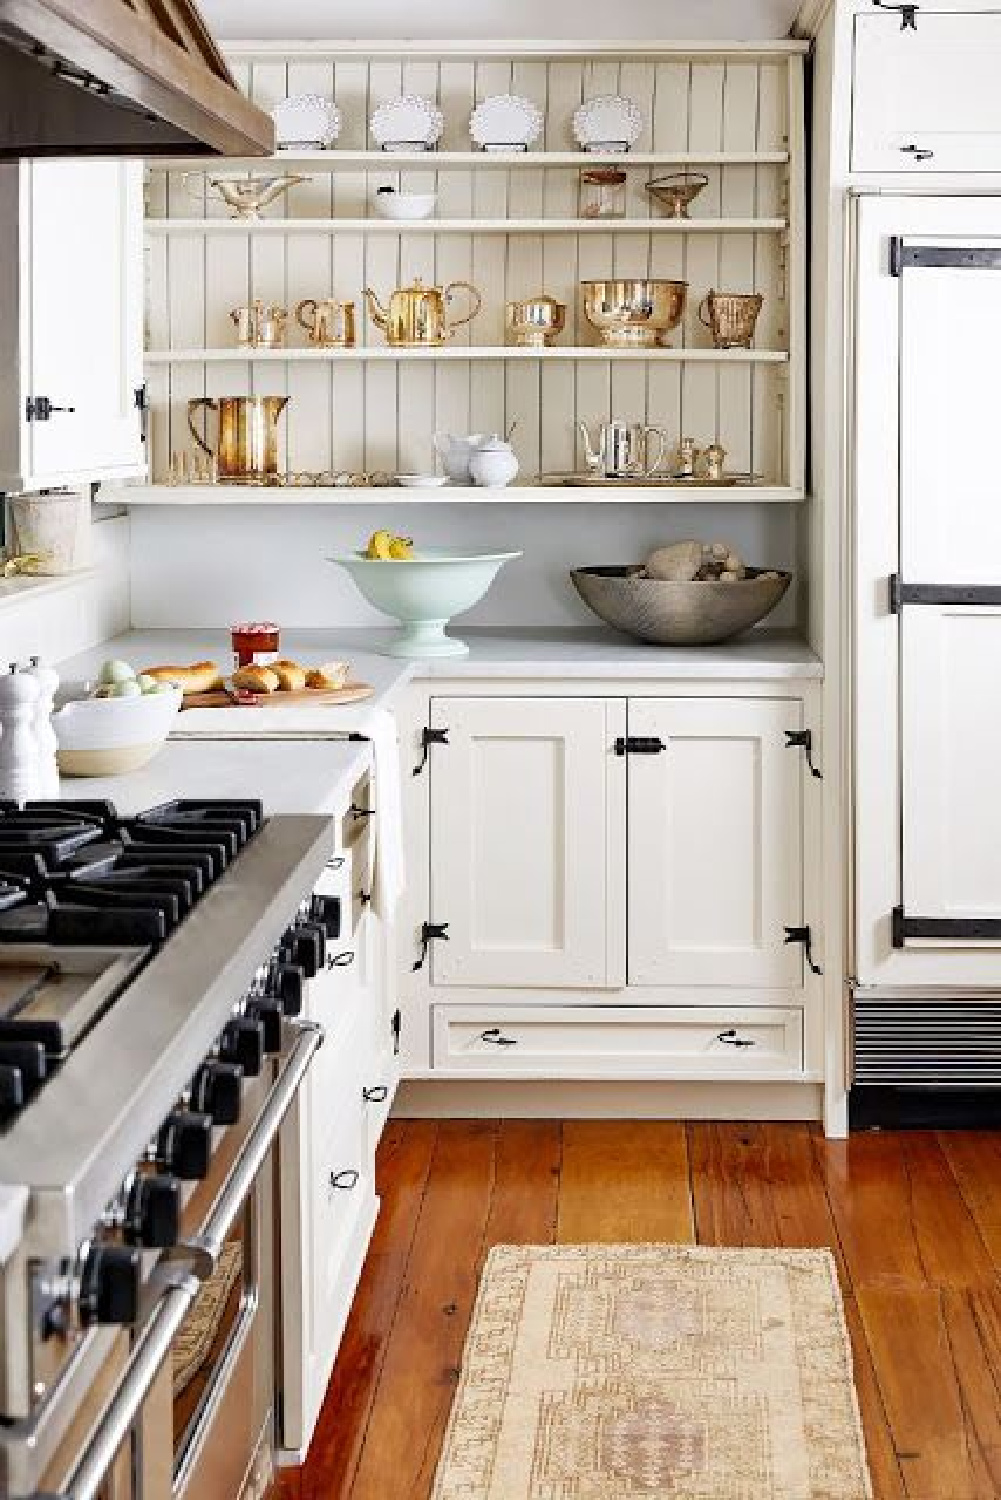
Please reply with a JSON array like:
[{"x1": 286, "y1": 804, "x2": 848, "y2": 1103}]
[
  {"x1": 200, "y1": 0, "x2": 802, "y2": 42},
  {"x1": 0, "y1": 514, "x2": 131, "y2": 664},
  {"x1": 127, "y1": 502, "x2": 799, "y2": 628}
]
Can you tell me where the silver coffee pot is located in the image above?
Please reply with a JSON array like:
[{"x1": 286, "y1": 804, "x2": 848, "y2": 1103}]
[{"x1": 578, "y1": 419, "x2": 668, "y2": 478}]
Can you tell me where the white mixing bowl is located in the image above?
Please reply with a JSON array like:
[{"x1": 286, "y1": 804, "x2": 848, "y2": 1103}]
[
  {"x1": 373, "y1": 190, "x2": 437, "y2": 221},
  {"x1": 53, "y1": 687, "x2": 183, "y2": 776}
]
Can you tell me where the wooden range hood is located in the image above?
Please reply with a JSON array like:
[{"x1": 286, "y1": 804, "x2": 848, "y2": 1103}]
[{"x1": 0, "y1": 0, "x2": 274, "y2": 158}]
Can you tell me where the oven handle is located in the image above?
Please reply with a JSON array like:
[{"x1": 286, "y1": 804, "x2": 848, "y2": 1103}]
[
  {"x1": 189, "y1": 1019, "x2": 323, "y2": 1264},
  {"x1": 45, "y1": 1021, "x2": 324, "y2": 1500}
]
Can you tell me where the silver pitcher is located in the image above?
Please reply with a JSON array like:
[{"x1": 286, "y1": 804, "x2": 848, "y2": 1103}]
[{"x1": 578, "y1": 419, "x2": 668, "y2": 478}]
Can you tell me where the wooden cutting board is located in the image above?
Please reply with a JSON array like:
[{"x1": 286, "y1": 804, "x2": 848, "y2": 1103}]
[{"x1": 181, "y1": 682, "x2": 375, "y2": 710}]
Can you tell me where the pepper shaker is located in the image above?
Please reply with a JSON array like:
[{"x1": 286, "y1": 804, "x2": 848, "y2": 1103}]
[
  {"x1": 28, "y1": 655, "x2": 60, "y2": 798},
  {"x1": 0, "y1": 663, "x2": 42, "y2": 805}
]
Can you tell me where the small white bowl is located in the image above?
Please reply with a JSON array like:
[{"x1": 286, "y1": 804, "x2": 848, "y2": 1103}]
[
  {"x1": 395, "y1": 473, "x2": 449, "y2": 488},
  {"x1": 373, "y1": 190, "x2": 437, "y2": 221},
  {"x1": 53, "y1": 687, "x2": 182, "y2": 776}
]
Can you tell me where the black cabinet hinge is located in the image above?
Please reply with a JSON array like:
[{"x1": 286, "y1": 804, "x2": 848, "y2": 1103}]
[
  {"x1": 784, "y1": 728, "x2": 822, "y2": 780},
  {"x1": 135, "y1": 383, "x2": 149, "y2": 443},
  {"x1": 873, "y1": 1, "x2": 918, "y2": 29},
  {"x1": 25, "y1": 395, "x2": 75, "y2": 423},
  {"x1": 784, "y1": 924, "x2": 823, "y2": 976},
  {"x1": 413, "y1": 921, "x2": 449, "y2": 972},
  {"x1": 614, "y1": 736, "x2": 667, "y2": 757},
  {"x1": 413, "y1": 726, "x2": 449, "y2": 776},
  {"x1": 391, "y1": 1007, "x2": 401, "y2": 1055}
]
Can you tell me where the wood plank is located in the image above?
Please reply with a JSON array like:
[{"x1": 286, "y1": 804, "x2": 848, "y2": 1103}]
[
  {"x1": 557, "y1": 1120, "x2": 694, "y2": 1245},
  {"x1": 857, "y1": 1286, "x2": 998, "y2": 1500},
  {"x1": 842, "y1": 1294, "x2": 907, "y2": 1500},
  {"x1": 298, "y1": 1122, "x2": 438, "y2": 1500},
  {"x1": 940, "y1": 1132, "x2": 1001, "y2": 1269},
  {"x1": 483, "y1": 1119, "x2": 561, "y2": 1247},
  {"x1": 347, "y1": 1121, "x2": 499, "y2": 1500}
]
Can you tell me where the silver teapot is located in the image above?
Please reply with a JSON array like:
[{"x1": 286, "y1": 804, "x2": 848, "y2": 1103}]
[{"x1": 578, "y1": 419, "x2": 668, "y2": 478}]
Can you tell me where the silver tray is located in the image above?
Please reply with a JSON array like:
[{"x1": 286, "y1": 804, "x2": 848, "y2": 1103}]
[{"x1": 537, "y1": 471, "x2": 754, "y2": 488}]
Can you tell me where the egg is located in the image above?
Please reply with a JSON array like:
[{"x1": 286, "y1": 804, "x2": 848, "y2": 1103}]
[
  {"x1": 98, "y1": 658, "x2": 136, "y2": 686},
  {"x1": 109, "y1": 679, "x2": 142, "y2": 698}
]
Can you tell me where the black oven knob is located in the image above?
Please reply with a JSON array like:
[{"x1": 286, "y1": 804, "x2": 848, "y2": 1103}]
[
  {"x1": 246, "y1": 998, "x2": 282, "y2": 1054},
  {"x1": 310, "y1": 893, "x2": 342, "y2": 941},
  {"x1": 0, "y1": 1040, "x2": 46, "y2": 1100},
  {"x1": 79, "y1": 1243, "x2": 141, "y2": 1327},
  {"x1": 281, "y1": 922, "x2": 324, "y2": 979},
  {"x1": 190, "y1": 1060, "x2": 242, "y2": 1126},
  {"x1": 266, "y1": 961, "x2": 304, "y2": 1018},
  {"x1": 156, "y1": 1110, "x2": 212, "y2": 1180},
  {"x1": 123, "y1": 1174, "x2": 180, "y2": 1249},
  {"x1": 219, "y1": 1017, "x2": 264, "y2": 1077}
]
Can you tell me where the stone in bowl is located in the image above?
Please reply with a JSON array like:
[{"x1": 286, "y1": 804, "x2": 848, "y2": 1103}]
[{"x1": 570, "y1": 564, "x2": 791, "y2": 645}]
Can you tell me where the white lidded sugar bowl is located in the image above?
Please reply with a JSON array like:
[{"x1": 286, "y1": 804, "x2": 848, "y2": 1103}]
[{"x1": 468, "y1": 436, "x2": 519, "y2": 488}]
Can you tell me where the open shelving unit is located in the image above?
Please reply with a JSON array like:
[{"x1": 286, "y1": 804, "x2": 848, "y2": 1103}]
[{"x1": 138, "y1": 39, "x2": 806, "y2": 505}]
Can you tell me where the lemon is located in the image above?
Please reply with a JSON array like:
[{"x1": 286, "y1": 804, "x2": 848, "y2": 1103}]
[
  {"x1": 365, "y1": 529, "x2": 395, "y2": 560},
  {"x1": 388, "y1": 535, "x2": 414, "y2": 560}
]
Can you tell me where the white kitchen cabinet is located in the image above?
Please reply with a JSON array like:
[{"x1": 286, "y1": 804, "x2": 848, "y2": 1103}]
[
  {"x1": 627, "y1": 699, "x2": 804, "y2": 989},
  {"x1": 0, "y1": 159, "x2": 145, "y2": 494},
  {"x1": 852, "y1": 11, "x2": 1001, "y2": 173},
  {"x1": 428, "y1": 696, "x2": 626, "y2": 989}
]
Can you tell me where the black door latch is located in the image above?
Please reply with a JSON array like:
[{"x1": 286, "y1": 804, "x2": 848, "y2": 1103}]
[
  {"x1": 413, "y1": 921, "x2": 449, "y2": 972},
  {"x1": 784, "y1": 925, "x2": 823, "y2": 976},
  {"x1": 873, "y1": 1, "x2": 918, "y2": 29},
  {"x1": 413, "y1": 726, "x2": 449, "y2": 776},
  {"x1": 614, "y1": 736, "x2": 667, "y2": 756},
  {"x1": 784, "y1": 728, "x2": 822, "y2": 780}
]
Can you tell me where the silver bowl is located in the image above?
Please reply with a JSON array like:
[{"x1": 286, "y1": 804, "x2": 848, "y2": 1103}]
[
  {"x1": 570, "y1": 565, "x2": 791, "y2": 645},
  {"x1": 582, "y1": 277, "x2": 688, "y2": 348}
]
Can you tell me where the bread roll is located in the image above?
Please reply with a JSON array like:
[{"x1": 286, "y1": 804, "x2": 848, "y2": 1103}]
[
  {"x1": 231, "y1": 664, "x2": 280, "y2": 694},
  {"x1": 144, "y1": 660, "x2": 223, "y2": 696},
  {"x1": 272, "y1": 659, "x2": 307, "y2": 692},
  {"x1": 305, "y1": 661, "x2": 350, "y2": 691}
]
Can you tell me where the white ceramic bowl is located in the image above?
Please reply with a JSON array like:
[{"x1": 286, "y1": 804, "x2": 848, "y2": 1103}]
[
  {"x1": 373, "y1": 190, "x2": 437, "y2": 221},
  {"x1": 395, "y1": 473, "x2": 449, "y2": 488},
  {"x1": 52, "y1": 687, "x2": 183, "y2": 776},
  {"x1": 329, "y1": 548, "x2": 521, "y2": 657}
]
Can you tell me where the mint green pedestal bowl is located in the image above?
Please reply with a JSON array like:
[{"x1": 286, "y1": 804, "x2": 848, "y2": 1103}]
[{"x1": 329, "y1": 548, "x2": 522, "y2": 657}]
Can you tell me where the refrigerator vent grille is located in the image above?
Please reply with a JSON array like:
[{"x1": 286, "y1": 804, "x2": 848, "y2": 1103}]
[{"x1": 853, "y1": 999, "x2": 1001, "y2": 1086}]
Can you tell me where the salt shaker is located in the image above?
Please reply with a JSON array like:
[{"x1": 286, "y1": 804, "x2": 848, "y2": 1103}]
[
  {"x1": 0, "y1": 663, "x2": 42, "y2": 806},
  {"x1": 28, "y1": 655, "x2": 60, "y2": 798}
]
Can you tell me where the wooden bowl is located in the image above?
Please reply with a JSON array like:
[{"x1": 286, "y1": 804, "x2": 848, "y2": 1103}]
[{"x1": 570, "y1": 565, "x2": 791, "y2": 645}]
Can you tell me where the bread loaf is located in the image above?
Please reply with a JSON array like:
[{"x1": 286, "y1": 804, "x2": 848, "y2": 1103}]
[
  {"x1": 272, "y1": 659, "x2": 307, "y2": 692},
  {"x1": 144, "y1": 660, "x2": 223, "y2": 696},
  {"x1": 305, "y1": 661, "x2": 349, "y2": 691},
  {"x1": 231, "y1": 664, "x2": 280, "y2": 694}
]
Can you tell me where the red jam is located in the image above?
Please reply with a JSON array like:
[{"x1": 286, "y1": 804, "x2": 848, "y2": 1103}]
[{"x1": 231, "y1": 621, "x2": 280, "y2": 670}]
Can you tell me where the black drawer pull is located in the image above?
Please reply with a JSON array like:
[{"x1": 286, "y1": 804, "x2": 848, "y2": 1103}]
[
  {"x1": 329, "y1": 1169, "x2": 360, "y2": 1191},
  {"x1": 349, "y1": 803, "x2": 374, "y2": 820},
  {"x1": 327, "y1": 949, "x2": 355, "y2": 970},
  {"x1": 900, "y1": 142, "x2": 934, "y2": 162},
  {"x1": 363, "y1": 1085, "x2": 389, "y2": 1103},
  {"x1": 325, "y1": 855, "x2": 345, "y2": 871},
  {"x1": 717, "y1": 1029, "x2": 756, "y2": 1049},
  {"x1": 480, "y1": 1028, "x2": 518, "y2": 1047}
]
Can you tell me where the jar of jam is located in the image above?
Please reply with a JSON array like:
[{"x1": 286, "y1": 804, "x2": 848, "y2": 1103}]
[{"x1": 231, "y1": 621, "x2": 280, "y2": 671}]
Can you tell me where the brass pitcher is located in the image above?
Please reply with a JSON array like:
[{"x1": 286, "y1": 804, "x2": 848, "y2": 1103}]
[
  {"x1": 698, "y1": 289, "x2": 764, "y2": 349},
  {"x1": 187, "y1": 396, "x2": 289, "y2": 484},
  {"x1": 230, "y1": 300, "x2": 287, "y2": 349},
  {"x1": 364, "y1": 276, "x2": 481, "y2": 347},
  {"x1": 295, "y1": 297, "x2": 356, "y2": 348}
]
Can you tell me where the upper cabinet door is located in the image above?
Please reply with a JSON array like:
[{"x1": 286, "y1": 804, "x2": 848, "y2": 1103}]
[
  {"x1": 429, "y1": 697, "x2": 626, "y2": 990},
  {"x1": 853, "y1": 12, "x2": 1001, "y2": 172},
  {"x1": 628, "y1": 699, "x2": 803, "y2": 990},
  {"x1": 17, "y1": 160, "x2": 145, "y2": 491}
]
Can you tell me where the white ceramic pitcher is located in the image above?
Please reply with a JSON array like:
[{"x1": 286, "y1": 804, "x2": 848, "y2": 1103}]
[{"x1": 433, "y1": 432, "x2": 489, "y2": 485}]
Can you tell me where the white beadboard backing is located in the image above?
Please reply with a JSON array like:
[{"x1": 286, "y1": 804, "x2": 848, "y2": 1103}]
[
  {"x1": 127, "y1": 501, "x2": 798, "y2": 630},
  {"x1": 146, "y1": 49, "x2": 802, "y2": 492}
]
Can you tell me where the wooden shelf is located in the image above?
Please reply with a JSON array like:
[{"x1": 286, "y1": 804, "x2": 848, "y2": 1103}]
[
  {"x1": 99, "y1": 484, "x2": 805, "y2": 506},
  {"x1": 159, "y1": 149, "x2": 790, "y2": 173},
  {"x1": 145, "y1": 346, "x2": 789, "y2": 365},
  {"x1": 146, "y1": 216, "x2": 787, "y2": 236}
]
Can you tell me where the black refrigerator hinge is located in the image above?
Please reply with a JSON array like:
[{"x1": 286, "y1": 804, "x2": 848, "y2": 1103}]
[
  {"x1": 784, "y1": 924, "x2": 823, "y2": 975},
  {"x1": 413, "y1": 921, "x2": 449, "y2": 972},
  {"x1": 872, "y1": 1, "x2": 918, "y2": 28},
  {"x1": 413, "y1": 726, "x2": 449, "y2": 776},
  {"x1": 784, "y1": 728, "x2": 822, "y2": 780},
  {"x1": 614, "y1": 736, "x2": 667, "y2": 757}
]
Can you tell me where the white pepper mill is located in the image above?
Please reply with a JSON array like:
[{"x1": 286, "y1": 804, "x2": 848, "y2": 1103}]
[
  {"x1": 0, "y1": 663, "x2": 41, "y2": 806},
  {"x1": 28, "y1": 655, "x2": 60, "y2": 798}
]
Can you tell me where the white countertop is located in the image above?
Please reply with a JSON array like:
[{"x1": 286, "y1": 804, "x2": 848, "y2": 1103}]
[
  {"x1": 58, "y1": 737, "x2": 372, "y2": 817},
  {"x1": 56, "y1": 627, "x2": 821, "y2": 739}
]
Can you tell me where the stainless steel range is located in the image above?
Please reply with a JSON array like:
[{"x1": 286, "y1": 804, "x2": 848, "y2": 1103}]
[{"x1": 0, "y1": 799, "x2": 338, "y2": 1500}]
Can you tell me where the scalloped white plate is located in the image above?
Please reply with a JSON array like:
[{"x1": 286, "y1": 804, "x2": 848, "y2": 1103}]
[
  {"x1": 370, "y1": 94, "x2": 444, "y2": 150},
  {"x1": 272, "y1": 94, "x2": 340, "y2": 150},
  {"x1": 572, "y1": 94, "x2": 643, "y2": 152},
  {"x1": 469, "y1": 94, "x2": 543, "y2": 151}
]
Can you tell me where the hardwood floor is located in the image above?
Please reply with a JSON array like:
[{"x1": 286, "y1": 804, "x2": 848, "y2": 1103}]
[{"x1": 280, "y1": 1121, "x2": 1001, "y2": 1500}]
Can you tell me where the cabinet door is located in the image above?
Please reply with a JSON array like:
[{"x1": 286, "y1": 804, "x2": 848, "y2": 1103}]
[
  {"x1": 853, "y1": 13, "x2": 1001, "y2": 172},
  {"x1": 24, "y1": 160, "x2": 145, "y2": 488},
  {"x1": 628, "y1": 699, "x2": 803, "y2": 989},
  {"x1": 429, "y1": 697, "x2": 626, "y2": 988}
]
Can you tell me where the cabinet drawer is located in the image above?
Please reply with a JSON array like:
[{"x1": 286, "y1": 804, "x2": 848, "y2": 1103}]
[{"x1": 432, "y1": 1005, "x2": 803, "y2": 1078}]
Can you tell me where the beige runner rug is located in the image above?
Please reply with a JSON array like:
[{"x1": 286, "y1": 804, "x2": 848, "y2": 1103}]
[{"x1": 433, "y1": 1244, "x2": 872, "y2": 1500}]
